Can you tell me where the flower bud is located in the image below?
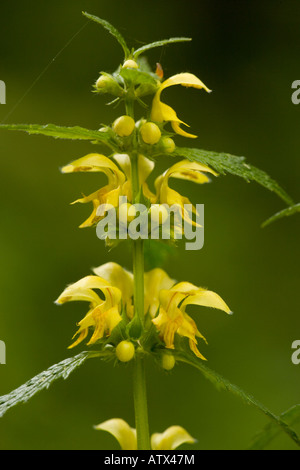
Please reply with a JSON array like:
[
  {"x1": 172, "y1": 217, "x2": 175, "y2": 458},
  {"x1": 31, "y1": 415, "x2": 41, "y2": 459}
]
[
  {"x1": 140, "y1": 122, "x2": 161, "y2": 145},
  {"x1": 160, "y1": 137, "x2": 176, "y2": 153},
  {"x1": 116, "y1": 341, "x2": 135, "y2": 362},
  {"x1": 113, "y1": 116, "x2": 135, "y2": 137},
  {"x1": 162, "y1": 354, "x2": 176, "y2": 371},
  {"x1": 118, "y1": 203, "x2": 137, "y2": 223},
  {"x1": 123, "y1": 59, "x2": 139, "y2": 69},
  {"x1": 149, "y1": 204, "x2": 169, "y2": 225},
  {"x1": 95, "y1": 73, "x2": 123, "y2": 97}
]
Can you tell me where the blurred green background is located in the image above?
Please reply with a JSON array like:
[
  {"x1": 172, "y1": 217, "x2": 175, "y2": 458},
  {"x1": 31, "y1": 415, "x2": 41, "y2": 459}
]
[{"x1": 0, "y1": 0, "x2": 299, "y2": 450}]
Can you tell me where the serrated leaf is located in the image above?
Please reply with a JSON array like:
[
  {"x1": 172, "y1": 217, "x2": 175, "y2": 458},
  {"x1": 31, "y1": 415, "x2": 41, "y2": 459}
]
[
  {"x1": 0, "y1": 351, "x2": 106, "y2": 418},
  {"x1": 133, "y1": 38, "x2": 192, "y2": 59},
  {"x1": 174, "y1": 351, "x2": 300, "y2": 448},
  {"x1": 174, "y1": 147, "x2": 293, "y2": 206},
  {"x1": 83, "y1": 12, "x2": 130, "y2": 58},
  {"x1": 250, "y1": 405, "x2": 300, "y2": 450},
  {"x1": 0, "y1": 123, "x2": 116, "y2": 148},
  {"x1": 262, "y1": 203, "x2": 300, "y2": 227}
]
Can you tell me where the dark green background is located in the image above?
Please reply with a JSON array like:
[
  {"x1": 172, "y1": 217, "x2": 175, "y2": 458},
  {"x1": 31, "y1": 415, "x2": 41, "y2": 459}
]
[{"x1": 0, "y1": 0, "x2": 299, "y2": 450}]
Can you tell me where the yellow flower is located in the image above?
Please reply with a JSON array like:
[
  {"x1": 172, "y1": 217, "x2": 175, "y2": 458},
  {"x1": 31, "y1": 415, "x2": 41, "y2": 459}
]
[
  {"x1": 113, "y1": 153, "x2": 156, "y2": 203},
  {"x1": 93, "y1": 262, "x2": 134, "y2": 318},
  {"x1": 144, "y1": 268, "x2": 176, "y2": 318},
  {"x1": 62, "y1": 153, "x2": 126, "y2": 228},
  {"x1": 154, "y1": 159, "x2": 217, "y2": 227},
  {"x1": 150, "y1": 72, "x2": 211, "y2": 138},
  {"x1": 56, "y1": 262, "x2": 133, "y2": 348},
  {"x1": 94, "y1": 418, "x2": 196, "y2": 450},
  {"x1": 62, "y1": 153, "x2": 156, "y2": 227},
  {"x1": 153, "y1": 281, "x2": 232, "y2": 360}
]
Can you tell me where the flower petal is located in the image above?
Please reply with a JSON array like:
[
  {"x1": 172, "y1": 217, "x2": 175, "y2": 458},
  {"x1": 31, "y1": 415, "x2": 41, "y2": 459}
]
[
  {"x1": 62, "y1": 153, "x2": 125, "y2": 185},
  {"x1": 94, "y1": 419, "x2": 137, "y2": 450},
  {"x1": 181, "y1": 289, "x2": 232, "y2": 314},
  {"x1": 144, "y1": 268, "x2": 176, "y2": 317},
  {"x1": 160, "y1": 73, "x2": 211, "y2": 93},
  {"x1": 151, "y1": 425, "x2": 196, "y2": 450},
  {"x1": 93, "y1": 262, "x2": 134, "y2": 306}
]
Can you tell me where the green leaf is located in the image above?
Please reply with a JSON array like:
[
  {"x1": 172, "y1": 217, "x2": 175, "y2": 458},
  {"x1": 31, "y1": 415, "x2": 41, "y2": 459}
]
[
  {"x1": 0, "y1": 351, "x2": 107, "y2": 418},
  {"x1": 174, "y1": 147, "x2": 294, "y2": 206},
  {"x1": 262, "y1": 203, "x2": 300, "y2": 227},
  {"x1": 133, "y1": 38, "x2": 192, "y2": 59},
  {"x1": 174, "y1": 351, "x2": 300, "y2": 448},
  {"x1": 0, "y1": 123, "x2": 116, "y2": 148},
  {"x1": 119, "y1": 68, "x2": 158, "y2": 88},
  {"x1": 83, "y1": 12, "x2": 130, "y2": 58},
  {"x1": 250, "y1": 405, "x2": 300, "y2": 450}
]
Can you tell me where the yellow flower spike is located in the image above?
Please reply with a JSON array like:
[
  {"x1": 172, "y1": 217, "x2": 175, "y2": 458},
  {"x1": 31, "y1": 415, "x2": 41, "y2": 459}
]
[
  {"x1": 151, "y1": 426, "x2": 196, "y2": 450},
  {"x1": 94, "y1": 419, "x2": 195, "y2": 451},
  {"x1": 144, "y1": 268, "x2": 176, "y2": 318},
  {"x1": 150, "y1": 72, "x2": 211, "y2": 138},
  {"x1": 94, "y1": 419, "x2": 137, "y2": 451}
]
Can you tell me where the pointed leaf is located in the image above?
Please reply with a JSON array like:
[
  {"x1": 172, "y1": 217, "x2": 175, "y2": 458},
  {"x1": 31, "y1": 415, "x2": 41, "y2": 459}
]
[
  {"x1": 174, "y1": 147, "x2": 293, "y2": 206},
  {"x1": 133, "y1": 38, "x2": 192, "y2": 59},
  {"x1": 262, "y1": 203, "x2": 300, "y2": 227},
  {"x1": 83, "y1": 12, "x2": 130, "y2": 58},
  {"x1": 0, "y1": 351, "x2": 107, "y2": 417},
  {"x1": 0, "y1": 123, "x2": 116, "y2": 148},
  {"x1": 250, "y1": 405, "x2": 300, "y2": 450},
  {"x1": 175, "y1": 351, "x2": 300, "y2": 448}
]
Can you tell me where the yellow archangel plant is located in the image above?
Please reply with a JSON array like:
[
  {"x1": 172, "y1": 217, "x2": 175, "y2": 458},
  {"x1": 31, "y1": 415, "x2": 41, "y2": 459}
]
[{"x1": 1, "y1": 12, "x2": 299, "y2": 452}]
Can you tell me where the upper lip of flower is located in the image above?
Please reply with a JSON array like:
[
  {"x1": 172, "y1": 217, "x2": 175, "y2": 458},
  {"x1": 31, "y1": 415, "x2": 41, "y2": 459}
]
[
  {"x1": 94, "y1": 418, "x2": 196, "y2": 451},
  {"x1": 150, "y1": 72, "x2": 211, "y2": 139}
]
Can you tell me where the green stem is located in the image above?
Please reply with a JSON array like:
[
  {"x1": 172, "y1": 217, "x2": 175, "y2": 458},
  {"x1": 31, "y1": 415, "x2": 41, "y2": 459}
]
[{"x1": 130, "y1": 144, "x2": 151, "y2": 450}]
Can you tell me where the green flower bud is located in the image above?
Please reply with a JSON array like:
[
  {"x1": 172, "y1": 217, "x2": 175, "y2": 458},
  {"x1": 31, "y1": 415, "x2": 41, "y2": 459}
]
[
  {"x1": 95, "y1": 73, "x2": 123, "y2": 97},
  {"x1": 116, "y1": 341, "x2": 135, "y2": 362},
  {"x1": 140, "y1": 122, "x2": 161, "y2": 145},
  {"x1": 162, "y1": 354, "x2": 176, "y2": 371},
  {"x1": 160, "y1": 137, "x2": 176, "y2": 153},
  {"x1": 113, "y1": 116, "x2": 135, "y2": 137}
]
